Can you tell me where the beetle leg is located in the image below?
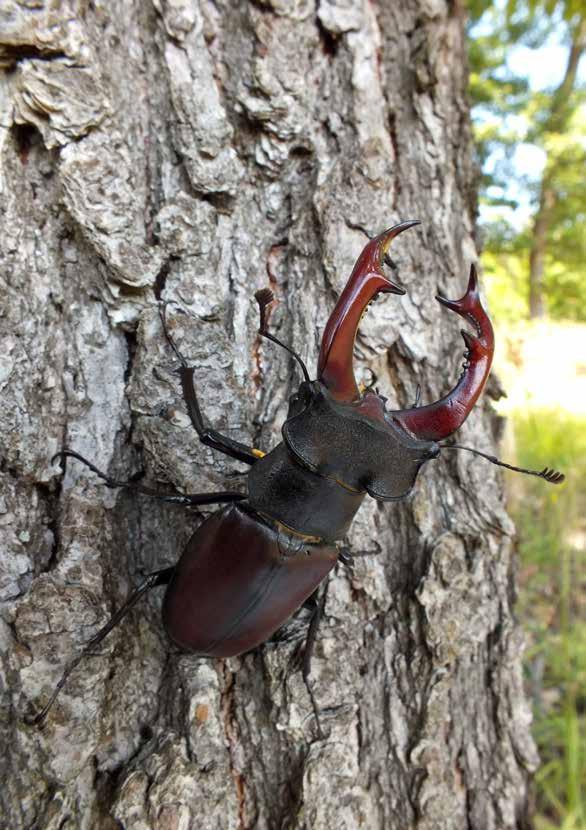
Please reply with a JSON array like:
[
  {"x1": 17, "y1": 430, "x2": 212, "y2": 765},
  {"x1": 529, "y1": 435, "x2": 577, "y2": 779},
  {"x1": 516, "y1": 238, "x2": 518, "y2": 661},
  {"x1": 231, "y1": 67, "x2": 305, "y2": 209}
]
[
  {"x1": 160, "y1": 304, "x2": 260, "y2": 465},
  {"x1": 412, "y1": 384, "x2": 422, "y2": 408},
  {"x1": 301, "y1": 579, "x2": 329, "y2": 740},
  {"x1": 178, "y1": 367, "x2": 261, "y2": 464},
  {"x1": 337, "y1": 547, "x2": 355, "y2": 575},
  {"x1": 24, "y1": 567, "x2": 174, "y2": 727},
  {"x1": 53, "y1": 450, "x2": 246, "y2": 505}
]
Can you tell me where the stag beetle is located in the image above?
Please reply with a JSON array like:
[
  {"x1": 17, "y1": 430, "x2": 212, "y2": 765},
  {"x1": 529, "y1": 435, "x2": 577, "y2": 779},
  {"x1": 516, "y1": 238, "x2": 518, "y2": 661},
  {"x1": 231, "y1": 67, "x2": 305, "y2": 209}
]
[{"x1": 27, "y1": 220, "x2": 564, "y2": 727}]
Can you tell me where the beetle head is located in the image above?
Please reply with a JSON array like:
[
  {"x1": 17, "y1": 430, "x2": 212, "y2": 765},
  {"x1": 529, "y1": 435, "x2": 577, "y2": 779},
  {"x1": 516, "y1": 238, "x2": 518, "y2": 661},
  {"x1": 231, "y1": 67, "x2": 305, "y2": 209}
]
[
  {"x1": 283, "y1": 380, "x2": 439, "y2": 501},
  {"x1": 279, "y1": 222, "x2": 562, "y2": 495}
]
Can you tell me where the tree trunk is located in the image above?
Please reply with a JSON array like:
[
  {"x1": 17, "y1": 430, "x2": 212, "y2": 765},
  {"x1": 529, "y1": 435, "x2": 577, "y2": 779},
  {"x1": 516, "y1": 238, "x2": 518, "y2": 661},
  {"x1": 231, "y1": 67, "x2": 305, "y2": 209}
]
[
  {"x1": 528, "y1": 182, "x2": 554, "y2": 319},
  {"x1": 528, "y1": 15, "x2": 586, "y2": 320},
  {"x1": 0, "y1": 2, "x2": 537, "y2": 828}
]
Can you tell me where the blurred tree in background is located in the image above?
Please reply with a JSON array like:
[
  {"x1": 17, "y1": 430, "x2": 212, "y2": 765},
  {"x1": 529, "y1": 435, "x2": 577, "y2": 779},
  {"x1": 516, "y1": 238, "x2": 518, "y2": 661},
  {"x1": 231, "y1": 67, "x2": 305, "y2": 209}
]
[
  {"x1": 467, "y1": 4, "x2": 586, "y2": 828},
  {"x1": 468, "y1": 0, "x2": 585, "y2": 321}
]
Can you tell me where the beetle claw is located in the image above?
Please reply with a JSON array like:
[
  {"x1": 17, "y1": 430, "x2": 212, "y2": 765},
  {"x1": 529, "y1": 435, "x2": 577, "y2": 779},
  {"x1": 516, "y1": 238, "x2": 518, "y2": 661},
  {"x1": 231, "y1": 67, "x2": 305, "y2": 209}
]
[{"x1": 460, "y1": 329, "x2": 477, "y2": 350}]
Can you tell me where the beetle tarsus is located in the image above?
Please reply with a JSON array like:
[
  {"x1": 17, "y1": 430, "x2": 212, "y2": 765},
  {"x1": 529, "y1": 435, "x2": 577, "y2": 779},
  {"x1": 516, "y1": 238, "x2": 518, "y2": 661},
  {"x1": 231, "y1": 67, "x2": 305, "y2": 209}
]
[
  {"x1": 255, "y1": 288, "x2": 275, "y2": 333},
  {"x1": 338, "y1": 548, "x2": 355, "y2": 574},
  {"x1": 159, "y1": 302, "x2": 189, "y2": 369}
]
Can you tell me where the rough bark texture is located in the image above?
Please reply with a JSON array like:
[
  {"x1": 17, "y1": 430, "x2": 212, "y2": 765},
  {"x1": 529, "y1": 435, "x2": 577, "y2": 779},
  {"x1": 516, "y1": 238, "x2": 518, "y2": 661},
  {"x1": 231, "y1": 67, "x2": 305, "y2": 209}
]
[{"x1": 0, "y1": 1, "x2": 537, "y2": 828}]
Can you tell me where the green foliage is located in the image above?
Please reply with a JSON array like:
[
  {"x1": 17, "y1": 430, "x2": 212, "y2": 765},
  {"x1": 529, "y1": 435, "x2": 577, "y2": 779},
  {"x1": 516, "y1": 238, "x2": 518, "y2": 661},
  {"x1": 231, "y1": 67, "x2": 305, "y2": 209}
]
[
  {"x1": 483, "y1": 249, "x2": 529, "y2": 323},
  {"x1": 467, "y1": 1, "x2": 586, "y2": 321},
  {"x1": 509, "y1": 409, "x2": 586, "y2": 828},
  {"x1": 470, "y1": 5, "x2": 586, "y2": 819},
  {"x1": 541, "y1": 109, "x2": 586, "y2": 263},
  {"x1": 483, "y1": 218, "x2": 586, "y2": 323}
]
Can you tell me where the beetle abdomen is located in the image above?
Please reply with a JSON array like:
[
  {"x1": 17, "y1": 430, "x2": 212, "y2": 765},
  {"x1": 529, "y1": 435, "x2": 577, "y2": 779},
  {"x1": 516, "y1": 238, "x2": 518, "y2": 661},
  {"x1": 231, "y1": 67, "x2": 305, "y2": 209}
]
[{"x1": 162, "y1": 503, "x2": 338, "y2": 657}]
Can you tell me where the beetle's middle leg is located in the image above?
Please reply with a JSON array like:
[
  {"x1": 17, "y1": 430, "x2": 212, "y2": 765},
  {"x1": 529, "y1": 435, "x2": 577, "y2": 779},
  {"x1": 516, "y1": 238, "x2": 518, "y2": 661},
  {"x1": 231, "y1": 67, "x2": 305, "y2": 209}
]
[
  {"x1": 160, "y1": 305, "x2": 260, "y2": 465},
  {"x1": 53, "y1": 450, "x2": 246, "y2": 507},
  {"x1": 296, "y1": 579, "x2": 329, "y2": 739}
]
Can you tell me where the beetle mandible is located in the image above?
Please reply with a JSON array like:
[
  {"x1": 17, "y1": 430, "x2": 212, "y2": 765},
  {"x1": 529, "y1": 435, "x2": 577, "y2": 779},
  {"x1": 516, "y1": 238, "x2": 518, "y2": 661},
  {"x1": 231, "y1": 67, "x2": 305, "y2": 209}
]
[{"x1": 27, "y1": 220, "x2": 563, "y2": 727}]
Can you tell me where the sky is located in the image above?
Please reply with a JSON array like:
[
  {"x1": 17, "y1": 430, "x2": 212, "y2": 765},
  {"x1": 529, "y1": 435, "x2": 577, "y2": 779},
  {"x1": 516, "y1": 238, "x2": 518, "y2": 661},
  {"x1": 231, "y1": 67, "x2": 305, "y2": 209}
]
[{"x1": 473, "y1": 18, "x2": 585, "y2": 230}]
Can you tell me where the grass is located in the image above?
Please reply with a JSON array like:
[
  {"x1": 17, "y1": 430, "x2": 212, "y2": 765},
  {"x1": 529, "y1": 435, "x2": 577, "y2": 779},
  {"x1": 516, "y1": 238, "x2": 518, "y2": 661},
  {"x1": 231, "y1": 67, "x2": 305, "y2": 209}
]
[{"x1": 507, "y1": 409, "x2": 586, "y2": 829}]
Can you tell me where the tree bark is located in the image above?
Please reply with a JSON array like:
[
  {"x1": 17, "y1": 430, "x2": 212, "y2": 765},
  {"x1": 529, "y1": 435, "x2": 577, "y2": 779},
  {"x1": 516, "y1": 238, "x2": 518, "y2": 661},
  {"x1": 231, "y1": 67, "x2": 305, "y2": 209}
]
[{"x1": 1, "y1": 2, "x2": 537, "y2": 828}]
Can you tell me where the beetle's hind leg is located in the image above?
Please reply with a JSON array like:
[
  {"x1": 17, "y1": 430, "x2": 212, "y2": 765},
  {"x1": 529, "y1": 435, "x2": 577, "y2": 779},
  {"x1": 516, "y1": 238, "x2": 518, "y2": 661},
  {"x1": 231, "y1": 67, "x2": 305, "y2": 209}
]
[
  {"x1": 292, "y1": 579, "x2": 329, "y2": 739},
  {"x1": 159, "y1": 304, "x2": 261, "y2": 465},
  {"x1": 24, "y1": 567, "x2": 174, "y2": 727},
  {"x1": 53, "y1": 450, "x2": 246, "y2": 506}
]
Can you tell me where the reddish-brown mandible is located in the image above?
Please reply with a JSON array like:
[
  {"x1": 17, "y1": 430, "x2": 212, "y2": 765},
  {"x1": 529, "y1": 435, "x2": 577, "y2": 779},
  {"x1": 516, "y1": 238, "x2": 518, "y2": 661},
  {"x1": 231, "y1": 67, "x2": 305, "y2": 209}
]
[{"x1": 317, "y1": 221, "x2": 495, "y2": 440}]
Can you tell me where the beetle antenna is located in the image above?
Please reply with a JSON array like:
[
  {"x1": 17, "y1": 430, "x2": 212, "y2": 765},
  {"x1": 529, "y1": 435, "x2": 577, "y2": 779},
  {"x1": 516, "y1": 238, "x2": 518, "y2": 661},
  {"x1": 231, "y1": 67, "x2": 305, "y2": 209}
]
[
  {"x1": 255, "y1": 289, "x2": 311, "y2": 384},
  {"x1": 440, "y1": 444, "x2": 565, "y2": 484}
]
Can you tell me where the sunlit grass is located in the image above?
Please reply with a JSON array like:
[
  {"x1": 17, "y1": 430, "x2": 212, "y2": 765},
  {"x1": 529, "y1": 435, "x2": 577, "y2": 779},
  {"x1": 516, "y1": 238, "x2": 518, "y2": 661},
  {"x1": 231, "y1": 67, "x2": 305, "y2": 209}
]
[
  {"x1": 499, "y1": 324, "x2": 586, "y2": 830},
  {"x1": 511, "y1": 409, "x2": 586, "y2": 826},
  {"x1": 492, "y1": 323, "x2": 586, "y2": 417}
]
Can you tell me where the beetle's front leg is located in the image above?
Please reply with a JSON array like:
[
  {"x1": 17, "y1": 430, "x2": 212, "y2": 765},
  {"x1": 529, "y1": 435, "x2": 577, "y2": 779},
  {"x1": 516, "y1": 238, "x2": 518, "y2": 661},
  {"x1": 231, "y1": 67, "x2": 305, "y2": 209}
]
[{"x1": 160, "y1": 305, "x2": 261, "y2": 465}]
